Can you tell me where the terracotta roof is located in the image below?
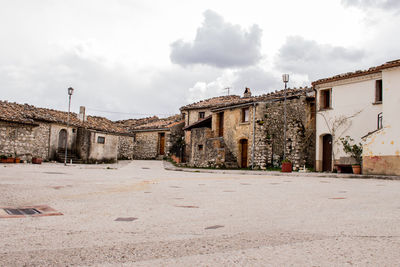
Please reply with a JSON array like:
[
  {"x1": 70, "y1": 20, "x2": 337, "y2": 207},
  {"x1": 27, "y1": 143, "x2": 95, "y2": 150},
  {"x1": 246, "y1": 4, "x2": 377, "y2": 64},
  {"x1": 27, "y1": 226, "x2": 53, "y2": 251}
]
[
  {"x1": 117, "y1": 114, "x2": 183, "y2": 131},
  {"x1": 0, "y1": 100, "x2": 130, "y2": 135},
  {"x1": 210, "y1": 87, "x2": 314, "y2": 111},
  {"x1": 180, "y1": 95, "x2": 242, "y2": 110},
  {"x1": 312, "y1": 59, "x2": 400, "y2": 86}
]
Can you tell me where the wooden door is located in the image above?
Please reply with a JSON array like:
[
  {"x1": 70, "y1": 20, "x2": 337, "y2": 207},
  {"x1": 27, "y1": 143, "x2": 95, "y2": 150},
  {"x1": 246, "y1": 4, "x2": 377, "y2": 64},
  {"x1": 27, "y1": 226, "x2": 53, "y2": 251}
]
[
  {"x1": 322, "y1": 134, "x2": 332, "y2": 171},
  {"x1": 58, "y1": 129, "x2": 67, "y2": 150},
  {"x1": 159, "y1": 133, "x2": 165, "y2": 155},
  {"x1": 218, "y1": 112, "x2": 224, "y2": 137},
  {"x1": 240, "y1": 139, "x2": 248, "y2": 168}
]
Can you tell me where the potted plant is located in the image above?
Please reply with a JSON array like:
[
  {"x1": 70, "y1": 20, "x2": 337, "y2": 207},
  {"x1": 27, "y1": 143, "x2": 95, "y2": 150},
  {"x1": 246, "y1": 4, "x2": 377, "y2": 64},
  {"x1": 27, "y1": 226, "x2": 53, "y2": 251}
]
[
  {"x1": 281, "y1": 158, "x2": 292, "y2": 173},
  {"x1": 340, "y1": 136, "x2": 363, "y2": 174},
  {"x1": 32, "y1": 157, "x2": 42, "y2": 164},
  {"x1": 0, "y1": 155, "x2": 7, "y2": 163},
  {"x1": 14, "y1": 157, "x2": 20, "y2": 163}
]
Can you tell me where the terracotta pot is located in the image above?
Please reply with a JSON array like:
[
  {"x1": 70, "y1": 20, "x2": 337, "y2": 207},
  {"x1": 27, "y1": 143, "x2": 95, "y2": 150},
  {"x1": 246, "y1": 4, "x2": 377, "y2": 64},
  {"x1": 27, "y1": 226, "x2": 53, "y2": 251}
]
[
  {"x1": 14, "y1": 158, "x2": 20, "y2": 163},
  {"x1": 281, "y1": 162, "x2": 292, "y2": 173},
  {"x1": 352, "y1": 164, "x2": 361, "y2": 174},
  {"x1": 32, "y1": 157, "x2": 42, "y2": 164}
]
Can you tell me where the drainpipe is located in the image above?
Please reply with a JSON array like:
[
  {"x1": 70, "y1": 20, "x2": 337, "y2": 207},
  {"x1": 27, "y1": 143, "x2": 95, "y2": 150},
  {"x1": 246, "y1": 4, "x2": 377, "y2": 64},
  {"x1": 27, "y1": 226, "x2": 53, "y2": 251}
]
[{"x1": 251, "y1": 102, "x2": 256, "y2": 169}]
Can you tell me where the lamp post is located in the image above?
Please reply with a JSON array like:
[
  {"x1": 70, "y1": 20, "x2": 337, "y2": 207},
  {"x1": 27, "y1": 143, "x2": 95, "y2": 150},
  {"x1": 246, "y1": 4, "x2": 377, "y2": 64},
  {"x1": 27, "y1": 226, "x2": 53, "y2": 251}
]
[
  {"x1": 64, "y1": 87, "x2": 74, "y2": 166},
  {"x1": 282, "y1": 74, "x2": 289, "y2": 161}
]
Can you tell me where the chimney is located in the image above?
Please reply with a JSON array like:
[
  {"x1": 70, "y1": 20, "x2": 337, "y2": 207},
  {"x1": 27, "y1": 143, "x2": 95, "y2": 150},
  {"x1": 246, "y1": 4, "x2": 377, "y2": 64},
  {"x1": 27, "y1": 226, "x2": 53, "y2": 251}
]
[
  {"x1": 243, "y1": 87, "x2": 251, "y2": 98},
  {"x1": 78, "y1": 106, "x2": 86, "y2": 122}
]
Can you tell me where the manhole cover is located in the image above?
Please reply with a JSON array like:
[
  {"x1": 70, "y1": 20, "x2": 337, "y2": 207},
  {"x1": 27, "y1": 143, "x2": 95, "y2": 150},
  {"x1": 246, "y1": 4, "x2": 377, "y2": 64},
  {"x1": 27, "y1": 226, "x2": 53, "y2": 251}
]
[
  {"x1": 144, "y1": 191, "x2": 152, "y2": 193},
  {"x1": 115, "y1": 217, "x2": 138, "y2": 222},
  {"x1": 4, "y1": 208, "x2": 41, "y2": 215},
  {"x1": 0, "y1": 205, "x2": 62, "y2": 218},
  {"x1": 205, "y1": 225, "x2": 224, "y2": 230},
  {"x1": 329, "y1": 197, "x2": 347, "y2": 200},
  {"x1": 141, "y1": 167, "x2": 150, "y2": 169}
]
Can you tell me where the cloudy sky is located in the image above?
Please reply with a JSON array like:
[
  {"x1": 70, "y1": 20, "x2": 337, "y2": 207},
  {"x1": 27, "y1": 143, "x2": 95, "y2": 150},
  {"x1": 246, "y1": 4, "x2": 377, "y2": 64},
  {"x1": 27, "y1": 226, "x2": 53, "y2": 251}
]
[{"x1": 1, "y1": 0, "x2": 399, "y2": 120}]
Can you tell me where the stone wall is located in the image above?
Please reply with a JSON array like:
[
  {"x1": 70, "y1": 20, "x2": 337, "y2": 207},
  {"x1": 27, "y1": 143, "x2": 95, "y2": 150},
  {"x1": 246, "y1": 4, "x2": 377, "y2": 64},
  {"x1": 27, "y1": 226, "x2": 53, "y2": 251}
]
[
  {"x1": 256, "y1": 96, "x2": 315, "y2": 170},
  {"x1": 133, "y1": 131, "x2": 160, "y2": 159},
  {"x1": 118, "y1": 135, "x2": 134, "y2": 160},
  {"x1": 166, "y1": 122, "x2": 184, "y2": 157},
  {"x1": 0, "y1": 121, "x2": 50, "y2": 161}
]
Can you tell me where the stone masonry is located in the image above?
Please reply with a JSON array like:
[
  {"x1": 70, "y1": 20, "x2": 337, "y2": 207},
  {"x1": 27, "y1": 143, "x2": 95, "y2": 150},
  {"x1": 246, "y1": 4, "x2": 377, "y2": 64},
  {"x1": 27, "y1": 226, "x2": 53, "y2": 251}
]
[{"x1": 0, "y1": 121, "x2": 50, "y2": 161}]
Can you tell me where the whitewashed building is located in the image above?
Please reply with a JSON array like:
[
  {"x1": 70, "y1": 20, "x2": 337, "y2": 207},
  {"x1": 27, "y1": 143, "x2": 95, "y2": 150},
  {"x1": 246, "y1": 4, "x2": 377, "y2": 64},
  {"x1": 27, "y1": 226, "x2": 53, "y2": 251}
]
[{"x1": 312, "y1": 59, "x2": 400, "y2": 175}]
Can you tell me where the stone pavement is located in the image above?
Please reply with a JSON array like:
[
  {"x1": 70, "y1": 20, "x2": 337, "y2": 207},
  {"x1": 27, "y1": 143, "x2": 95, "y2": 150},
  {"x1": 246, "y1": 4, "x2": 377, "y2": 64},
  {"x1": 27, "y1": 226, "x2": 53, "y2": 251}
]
[{"x1": 1, "y1": 160, "x2": 400, "y2": 266}]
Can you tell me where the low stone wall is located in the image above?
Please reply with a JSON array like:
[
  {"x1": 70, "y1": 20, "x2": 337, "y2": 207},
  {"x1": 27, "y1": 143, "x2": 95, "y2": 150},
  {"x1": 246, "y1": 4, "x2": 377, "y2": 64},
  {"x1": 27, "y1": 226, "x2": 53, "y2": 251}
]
[{"x1": 0, "y1": 121, "x2": 50, "y2": 161}]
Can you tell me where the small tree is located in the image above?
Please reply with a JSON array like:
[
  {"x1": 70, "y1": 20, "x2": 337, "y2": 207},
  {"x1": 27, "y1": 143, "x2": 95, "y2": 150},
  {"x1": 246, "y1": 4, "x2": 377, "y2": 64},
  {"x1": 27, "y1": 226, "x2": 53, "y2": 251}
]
[{"x1": 340, "y1": 136, "x2": 363, "y2": 165}]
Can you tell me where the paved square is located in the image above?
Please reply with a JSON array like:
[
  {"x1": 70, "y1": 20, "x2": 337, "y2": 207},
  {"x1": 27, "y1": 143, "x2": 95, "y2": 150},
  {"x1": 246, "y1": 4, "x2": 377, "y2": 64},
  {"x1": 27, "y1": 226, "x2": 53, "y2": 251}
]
[{"x1": 0, "y1": 161, "x2": 399, "y2": 266}]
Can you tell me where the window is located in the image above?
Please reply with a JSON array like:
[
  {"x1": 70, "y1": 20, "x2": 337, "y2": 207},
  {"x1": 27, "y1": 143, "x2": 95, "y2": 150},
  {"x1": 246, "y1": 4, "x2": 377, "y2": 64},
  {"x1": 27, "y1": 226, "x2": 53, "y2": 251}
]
[
  {"x1": 375, "y1": 80, "x2": 383, "y2": 103},
  {"x1": 218, "y1": 112, "x2": 224, "y2": 137},
  {"x1": 72, "y1": 129, "x2": 76, "y2": 133},
  {"x1": 320, "y1": 89, "x2": 331, "y2": 110},
  {"x1": 97, "y1": 136, "x2": 105, "y2": 144},
  {"x1": 199, "y1": 112, "x2": 205, "y2": 119},
  {"x1": 198, "y1": 144, "x2": 203, "y2": 151},
  {"x1": 242, "y1": 107, "x2": 249, "y2": 122},
  {"x1": 132, "y1": 133, "x2": 136, "y2": 142}
]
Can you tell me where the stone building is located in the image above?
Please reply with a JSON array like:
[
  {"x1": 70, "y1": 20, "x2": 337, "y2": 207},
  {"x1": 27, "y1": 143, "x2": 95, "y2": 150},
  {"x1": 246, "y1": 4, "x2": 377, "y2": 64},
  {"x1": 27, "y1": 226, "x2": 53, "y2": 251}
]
[
  {"x1": 117, "y1": 115, "x2": 184, "y2": 160},
  {"x1": 0, "y1": 101, "x2": 134, "y2": 163},
  {"x1": 181, "y1": 88, "x2": 315, "y2": 170}
]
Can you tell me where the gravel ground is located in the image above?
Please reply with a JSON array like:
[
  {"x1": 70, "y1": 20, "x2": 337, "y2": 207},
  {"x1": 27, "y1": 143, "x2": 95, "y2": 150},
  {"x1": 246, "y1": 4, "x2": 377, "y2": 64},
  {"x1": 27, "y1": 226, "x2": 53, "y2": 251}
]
[{"x1": 0, "y1": 160, "x2": 399, "y2": 266}]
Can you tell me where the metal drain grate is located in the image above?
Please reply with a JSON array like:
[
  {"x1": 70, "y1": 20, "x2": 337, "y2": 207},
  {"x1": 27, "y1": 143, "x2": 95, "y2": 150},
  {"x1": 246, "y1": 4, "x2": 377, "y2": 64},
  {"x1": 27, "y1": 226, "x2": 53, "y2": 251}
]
[{"x1": 4, "y1": 208, "x2": 41, "y2": 215}]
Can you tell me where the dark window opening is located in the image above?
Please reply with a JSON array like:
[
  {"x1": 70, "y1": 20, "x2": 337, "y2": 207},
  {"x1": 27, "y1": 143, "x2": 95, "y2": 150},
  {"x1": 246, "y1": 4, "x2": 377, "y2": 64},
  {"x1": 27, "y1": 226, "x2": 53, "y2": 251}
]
[
  {"x1": 320, "y1": 89, "x2": 331, "y2": 109},
  {"x1": 133, "y1": 133, "x2": 136, "y2": 142},
  {"x1": 97, "y1": 136, "x2": 105, "y2": 144},
  {"x1": 199, "y1": 112, "x2": 205, "y2": 119},
  {"x1": 198, "y1": 144, "x2": 203, "y2": 151},
  {"x1": 242, "y1": 107, "x2": 250, "y2": 122},
  {"x1": 218, "y1": 112, "x2": 224, "y2": 137},
  {"x1": 72, "y1": 129, "x2": 76, "y2": 133},
  {"x1": 375, "y1": 80, "x2": 383, "y2": 103}
]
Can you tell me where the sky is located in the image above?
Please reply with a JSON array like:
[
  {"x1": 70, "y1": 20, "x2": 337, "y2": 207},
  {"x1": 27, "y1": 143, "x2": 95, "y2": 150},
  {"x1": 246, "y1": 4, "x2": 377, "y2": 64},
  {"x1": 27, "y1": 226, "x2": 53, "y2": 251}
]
[{"x1": 0, "y1": 0, "x2": 399, "y2": 120}]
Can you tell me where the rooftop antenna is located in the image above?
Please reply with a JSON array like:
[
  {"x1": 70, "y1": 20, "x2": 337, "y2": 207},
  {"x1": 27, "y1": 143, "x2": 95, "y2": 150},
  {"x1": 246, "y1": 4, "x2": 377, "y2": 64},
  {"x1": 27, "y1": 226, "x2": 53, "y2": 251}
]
[{"x1": 224, "y1": 87, "x2": 230, "y2": 96}]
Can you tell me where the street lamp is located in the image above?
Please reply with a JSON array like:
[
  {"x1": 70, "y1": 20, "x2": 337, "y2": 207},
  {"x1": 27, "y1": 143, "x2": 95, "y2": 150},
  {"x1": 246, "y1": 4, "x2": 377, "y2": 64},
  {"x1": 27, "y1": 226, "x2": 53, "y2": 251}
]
[
  {"x1": 282, "y1": 74, "x2": 289, "y2": 161},
  {"x1": 64, "y1": 87, "x2": 74, "y2": 166}
]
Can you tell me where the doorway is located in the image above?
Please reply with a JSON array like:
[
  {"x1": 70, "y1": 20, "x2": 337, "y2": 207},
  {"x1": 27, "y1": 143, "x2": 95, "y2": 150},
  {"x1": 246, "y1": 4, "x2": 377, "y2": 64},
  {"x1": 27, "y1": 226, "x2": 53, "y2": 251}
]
[
  {"x1": 322, "y1": 134, "x2": 332, "y2": 172},
  {"x1": 58, "y1": 129, "x2": 67, "y2": 150},
  {"x1": 240, "y1": 139, "x2": 248, "y2": 168},
  {"x1": 159, "y1": 133, "x2": 165, "y2": 155}
]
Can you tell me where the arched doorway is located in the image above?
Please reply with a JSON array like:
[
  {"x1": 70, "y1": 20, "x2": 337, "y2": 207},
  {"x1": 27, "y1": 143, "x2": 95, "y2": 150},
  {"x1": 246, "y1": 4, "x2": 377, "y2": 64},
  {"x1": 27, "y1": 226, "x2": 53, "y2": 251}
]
[
  {"x1": 322, "y1": 134, "x2": 332, "y2": 172},
  {"x1": 239, "y1": 139, "x2": 248, "y2": 168},
  {"x1": 58, "y1": 129, "x2": 67, "y2": 150}
]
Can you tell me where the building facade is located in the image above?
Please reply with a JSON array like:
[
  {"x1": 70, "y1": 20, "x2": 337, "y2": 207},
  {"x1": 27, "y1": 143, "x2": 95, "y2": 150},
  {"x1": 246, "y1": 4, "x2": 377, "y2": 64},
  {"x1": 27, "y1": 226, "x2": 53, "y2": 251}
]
[{"x1": 312, "y1": 59, "x2": 400, "y2": 175}]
